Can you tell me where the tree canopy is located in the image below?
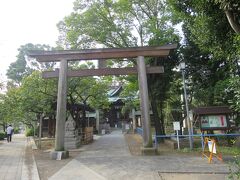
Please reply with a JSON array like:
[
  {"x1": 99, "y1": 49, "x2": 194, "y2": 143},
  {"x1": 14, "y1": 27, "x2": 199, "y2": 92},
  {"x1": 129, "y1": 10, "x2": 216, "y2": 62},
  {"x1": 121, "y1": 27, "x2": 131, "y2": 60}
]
[
  {"x1": 6, "y1": 43, "x2": 55, "y2": 86},
  {"x1": 57, "y1": 0, "x2": 180, "y2": 134},
  {"x1": 2, "y1": 42, "x2": 111, "y2": 131}
]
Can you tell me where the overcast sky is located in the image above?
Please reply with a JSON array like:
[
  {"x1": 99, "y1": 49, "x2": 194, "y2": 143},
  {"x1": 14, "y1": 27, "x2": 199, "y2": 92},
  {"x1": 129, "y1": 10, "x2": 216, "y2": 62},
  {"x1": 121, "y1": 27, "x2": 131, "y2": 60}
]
[{"x1": 0, "y1": 0, "x2": 74, "y2": 80}]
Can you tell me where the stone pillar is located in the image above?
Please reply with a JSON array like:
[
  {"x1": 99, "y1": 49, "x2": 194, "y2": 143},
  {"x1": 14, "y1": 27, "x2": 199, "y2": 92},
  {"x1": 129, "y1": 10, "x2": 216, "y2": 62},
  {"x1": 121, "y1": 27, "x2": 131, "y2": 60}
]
[
  {"x1": 96, "y1": 109, "x2": 100, "y2": 134},
  {"x1": 55, "y1": 59, "x2": 68, "y2": 151},
  {"x1": 137, "y1": 56, "x2": 152, "y2": 148},
  {"x1": 132, "y1": 108, "x2": 136, "y2": 133},
  {"x1": 64, "y1": 115, "x2": 80, "y2": 150}
]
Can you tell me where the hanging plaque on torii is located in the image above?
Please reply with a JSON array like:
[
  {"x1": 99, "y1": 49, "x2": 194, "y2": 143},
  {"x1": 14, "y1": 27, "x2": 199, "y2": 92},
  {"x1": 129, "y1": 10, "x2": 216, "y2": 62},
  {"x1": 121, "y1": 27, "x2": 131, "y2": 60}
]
[{"x1": 29, "y1": 44, "x2": 177, "y2": 156}]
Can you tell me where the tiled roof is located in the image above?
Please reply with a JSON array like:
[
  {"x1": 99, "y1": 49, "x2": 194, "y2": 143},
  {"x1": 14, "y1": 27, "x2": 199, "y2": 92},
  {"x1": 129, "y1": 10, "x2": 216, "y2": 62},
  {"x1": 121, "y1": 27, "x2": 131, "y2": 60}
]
[
  {"x1": 193, "y1": 106, "x2": 233, "y2": 115},
  {"x1": 108, "y1": 86, "x2": 122, "y2": 97}
]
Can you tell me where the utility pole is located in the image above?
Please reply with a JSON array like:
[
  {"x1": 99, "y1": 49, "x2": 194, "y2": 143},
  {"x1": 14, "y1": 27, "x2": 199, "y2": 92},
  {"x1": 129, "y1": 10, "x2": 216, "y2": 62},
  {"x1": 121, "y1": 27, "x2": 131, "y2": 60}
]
[{"x1": 180, "y1": 62, "x2": 193, "y2": 150}]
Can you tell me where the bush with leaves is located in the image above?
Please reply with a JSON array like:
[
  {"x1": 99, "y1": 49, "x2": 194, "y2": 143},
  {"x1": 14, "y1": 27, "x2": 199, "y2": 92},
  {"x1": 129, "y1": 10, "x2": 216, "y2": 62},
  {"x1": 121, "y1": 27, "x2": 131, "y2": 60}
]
[
  {"x1": 229, "y1": 155, "x2": 240, "y2": 180},
  {"x1": 25, "y1": 128, "x2": 34, "y2": 137},
  {"x1": 0, "y1": 132, "x2": 6, "y2": 140}
]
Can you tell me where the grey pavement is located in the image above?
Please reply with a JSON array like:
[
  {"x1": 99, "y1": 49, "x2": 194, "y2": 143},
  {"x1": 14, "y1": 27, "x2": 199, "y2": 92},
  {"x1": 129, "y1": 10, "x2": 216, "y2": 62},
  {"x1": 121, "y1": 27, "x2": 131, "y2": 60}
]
[
  {"x1": 0, "y1": 134, "x2": 39, "y2": 180},
  {"x1": 49, "y1": 130, "x2": 230, "y2": 180}
]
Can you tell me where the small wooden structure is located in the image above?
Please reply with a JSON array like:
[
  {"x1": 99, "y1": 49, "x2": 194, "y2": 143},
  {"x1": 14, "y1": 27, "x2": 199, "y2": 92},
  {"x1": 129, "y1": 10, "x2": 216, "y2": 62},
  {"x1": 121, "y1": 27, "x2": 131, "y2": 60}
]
[
  {"x1": 193, "y1": 106, "x2": 233, "y2": 131},
  {"x1": 194, "y1": 106, "x2": 236, "y2": 163},
  {"x1": 82, "y1": 127, "x2": 94, "y2": 144}
]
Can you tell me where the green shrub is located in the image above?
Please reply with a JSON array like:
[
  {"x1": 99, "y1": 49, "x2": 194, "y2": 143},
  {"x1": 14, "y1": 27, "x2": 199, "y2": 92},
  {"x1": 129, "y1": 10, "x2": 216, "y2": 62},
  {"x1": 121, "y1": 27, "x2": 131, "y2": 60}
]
[
  {"x1": 13, "y1": 127, "x2": 20, "y2": 134},
  {"x1": 0, "y1": 132, "x2": 6, "y2": 140},
  {"x1": 25, "y1": 128, "x2": 34, "y2": 137},
  {"x1": 229, "y1": 155, "x2": 240, "y2": 180}
]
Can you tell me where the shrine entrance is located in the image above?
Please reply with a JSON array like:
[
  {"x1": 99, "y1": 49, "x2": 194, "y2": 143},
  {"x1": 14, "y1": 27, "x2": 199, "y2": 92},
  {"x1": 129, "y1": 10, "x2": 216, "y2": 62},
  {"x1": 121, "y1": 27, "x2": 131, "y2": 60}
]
[{"x1": 29, "y1": 44, "x2": 177, "y2": 158}]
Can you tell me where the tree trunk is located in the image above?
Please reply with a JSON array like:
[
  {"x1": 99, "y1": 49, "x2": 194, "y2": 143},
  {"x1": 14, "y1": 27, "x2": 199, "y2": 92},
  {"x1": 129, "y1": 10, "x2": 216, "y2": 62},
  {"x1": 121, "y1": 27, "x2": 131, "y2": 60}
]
[
  {"x1": 159, "y1": 100, "x2": 165, "y2": 135},
  {"x1": 149, "y1": 87, "x2": 165, "y2": 142},
  {"x1": 225, "y1": 10, "x2": 240, "y2": 34},
  {"x1": 82, "y1": 103, "x2": 87, "y2": 129},
  {"x1": 151, "y1": 100, "x2": 161, "y2": 135}
]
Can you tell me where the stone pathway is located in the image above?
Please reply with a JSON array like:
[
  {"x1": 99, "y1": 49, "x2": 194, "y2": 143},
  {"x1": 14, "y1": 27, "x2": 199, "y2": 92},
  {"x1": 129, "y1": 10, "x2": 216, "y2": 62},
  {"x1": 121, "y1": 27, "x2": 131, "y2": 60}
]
[
  {"x1": 0, "y1": 134, "x2": 39, "y2": 180},
  {"x1": 48, "y1": 130, "x2": 230, "y2": 180}
]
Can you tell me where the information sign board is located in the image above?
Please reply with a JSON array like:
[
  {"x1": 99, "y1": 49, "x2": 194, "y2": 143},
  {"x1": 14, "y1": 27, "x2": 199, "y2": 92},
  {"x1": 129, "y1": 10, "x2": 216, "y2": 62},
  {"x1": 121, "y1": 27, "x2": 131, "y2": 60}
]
[
  {"x1": 173, "y1": 121, "x2": 180, "y2": 131},
  {"x1": 200, "y1": 115, "x2": 228, "y2": 130}
]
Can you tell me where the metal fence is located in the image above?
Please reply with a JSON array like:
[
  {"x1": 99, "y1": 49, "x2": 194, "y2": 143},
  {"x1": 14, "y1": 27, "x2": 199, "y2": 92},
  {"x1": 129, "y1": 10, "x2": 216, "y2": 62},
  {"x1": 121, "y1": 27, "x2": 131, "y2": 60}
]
[
  {"x1": 136, "y1": 127, "x2": 143, "y2": 136},
  {"x1": 136, "y1": 127, "x2": 240, "y2": 149}
]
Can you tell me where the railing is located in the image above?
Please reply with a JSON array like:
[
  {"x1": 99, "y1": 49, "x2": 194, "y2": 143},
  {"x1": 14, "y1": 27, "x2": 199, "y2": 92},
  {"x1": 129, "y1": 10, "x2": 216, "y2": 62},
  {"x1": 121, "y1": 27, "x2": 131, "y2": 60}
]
[
  {"x1": 135, "y1": 128, "x2": 240, "y2": 149},
  {"x1": 154, "y1": 133, "x2": 240, "y2": 149},
  {"x1": 136, "y1": 127, "x2": 143, "y2": 136}
]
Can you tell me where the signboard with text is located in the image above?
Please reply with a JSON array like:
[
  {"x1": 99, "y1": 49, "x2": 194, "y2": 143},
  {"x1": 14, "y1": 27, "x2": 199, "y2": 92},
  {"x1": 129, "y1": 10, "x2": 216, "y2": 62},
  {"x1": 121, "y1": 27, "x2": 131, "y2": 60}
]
[
  {"x1": 173, "y1": 122, "x2": 180, "y2": 131},
  {"x1": 200, "y1": 115, "x2": 228, "y2": 130}
]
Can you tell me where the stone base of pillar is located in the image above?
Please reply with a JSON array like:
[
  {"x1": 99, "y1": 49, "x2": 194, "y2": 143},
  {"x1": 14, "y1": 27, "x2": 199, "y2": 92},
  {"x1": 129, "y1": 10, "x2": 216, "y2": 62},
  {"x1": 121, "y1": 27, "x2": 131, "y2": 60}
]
[
  {"x1": 141, "y1": 147, "x2": 158, "y2": 155},
  {"x1": 50, "y1": 150, "x2": 69, "y2": 160},
  {"x1": 64, "y1": 136, "x2": 81, "y2": 150}
]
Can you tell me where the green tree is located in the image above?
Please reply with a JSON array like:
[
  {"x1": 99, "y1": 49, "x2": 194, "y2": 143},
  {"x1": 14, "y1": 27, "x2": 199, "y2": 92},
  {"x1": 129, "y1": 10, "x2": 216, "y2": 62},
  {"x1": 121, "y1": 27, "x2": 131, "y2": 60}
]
[
  {"x1": 5, "y1": 56, "x2": 111, "y2": 133},
  {"x1": 59, "y1": 0, "x2": 178, "y2": 48},
  {"x1": 214, "y1": 0, "x2": 240, "y2": 33},
  {"x1": 67, "y1": 63, "x2": 110, "y2": 129},
  {"x1": 7, "y1": 43, "x2": 55, "y2": 85},
  {"x1": 3, "y1": 71, "x2": 57, "y2": 128},
  {"x1": 19, "y1": 71, "x2": 57, "y2": 115},
  {"x1": 0, "y1": 94, "x2": 8, "y2": 131},
  {"x1": 167, "y1": 0, "x2": 240, "y2": 107},
  {"x1": 59, "y1": 0, "x2": 180, "y2": 135},
  {"x1": 120, "y1": 75, "x2": 140, "y2": 115}
]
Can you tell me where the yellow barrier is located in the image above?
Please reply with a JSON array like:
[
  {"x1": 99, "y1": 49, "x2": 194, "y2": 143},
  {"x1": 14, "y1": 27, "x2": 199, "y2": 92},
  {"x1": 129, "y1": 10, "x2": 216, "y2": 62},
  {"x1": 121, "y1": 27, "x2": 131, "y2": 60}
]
[{"x1": 202, "y1": 137, "x2": 223, "y2": 163}]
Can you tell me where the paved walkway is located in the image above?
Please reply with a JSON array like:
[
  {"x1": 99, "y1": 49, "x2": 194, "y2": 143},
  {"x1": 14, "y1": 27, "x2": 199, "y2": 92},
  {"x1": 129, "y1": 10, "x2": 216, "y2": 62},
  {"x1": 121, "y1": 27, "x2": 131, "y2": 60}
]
[
  {"x1": 0, "y1": 134, "x2": 39, "y2": 180},
  {"x1": 0, "y1": 131, "x2": 232, "y2": 180},
  {"x1": 49, "y1": 130, "x2": 230, "y2": 180}
]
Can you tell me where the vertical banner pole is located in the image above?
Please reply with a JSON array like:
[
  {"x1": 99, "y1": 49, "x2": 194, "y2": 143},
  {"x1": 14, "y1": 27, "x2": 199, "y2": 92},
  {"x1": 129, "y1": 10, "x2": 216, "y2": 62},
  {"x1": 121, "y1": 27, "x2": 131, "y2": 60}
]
[{"x1": 177, "y1": 130, "x2": 180, "y2": 150}]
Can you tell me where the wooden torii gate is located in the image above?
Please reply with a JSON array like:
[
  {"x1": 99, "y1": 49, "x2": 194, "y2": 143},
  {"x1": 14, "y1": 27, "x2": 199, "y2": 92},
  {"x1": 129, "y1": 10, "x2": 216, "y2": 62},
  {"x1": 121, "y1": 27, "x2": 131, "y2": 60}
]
[{"x1": 29, "y1": 44, "x2": 177, "y2": 157}]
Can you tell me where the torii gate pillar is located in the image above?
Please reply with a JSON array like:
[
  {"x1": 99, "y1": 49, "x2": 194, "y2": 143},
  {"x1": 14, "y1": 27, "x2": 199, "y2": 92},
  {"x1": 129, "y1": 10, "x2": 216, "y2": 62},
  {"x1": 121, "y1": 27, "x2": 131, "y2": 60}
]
[
  {"x1": 137, "y1": 56, "x2": 152, "y2": 148},
  {"x1": 50, "y1": 59, "x2": 69, "y2": 159}
]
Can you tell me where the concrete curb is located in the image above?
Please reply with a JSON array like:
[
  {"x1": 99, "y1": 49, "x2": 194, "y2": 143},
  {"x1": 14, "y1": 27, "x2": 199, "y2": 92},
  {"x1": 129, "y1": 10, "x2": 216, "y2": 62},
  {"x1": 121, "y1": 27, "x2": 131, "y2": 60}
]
[
  {"x1": 21, "y1": 137, "x2": 40, "y2": 180},
  {"x1": 29, "y1": 137, "x2": 38, "y2": 150}
]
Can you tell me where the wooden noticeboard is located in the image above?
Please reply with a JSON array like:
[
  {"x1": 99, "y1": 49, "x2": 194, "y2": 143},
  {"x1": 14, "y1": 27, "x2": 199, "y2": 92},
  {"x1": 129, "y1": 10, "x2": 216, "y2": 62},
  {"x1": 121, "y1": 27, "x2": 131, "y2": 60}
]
[
  {"x1": 200, "y1": 115, "x2": 228, "y2": 130},
  {"x1": 194, "y1": 106, "x2": 232, "y2": 131}
]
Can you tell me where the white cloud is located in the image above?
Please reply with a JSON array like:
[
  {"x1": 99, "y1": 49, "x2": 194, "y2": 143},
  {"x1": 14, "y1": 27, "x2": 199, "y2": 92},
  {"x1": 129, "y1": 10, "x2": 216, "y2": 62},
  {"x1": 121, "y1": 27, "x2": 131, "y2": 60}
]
[{"x1": 0, "y1": 0, "x2": 74, "y2": 80}]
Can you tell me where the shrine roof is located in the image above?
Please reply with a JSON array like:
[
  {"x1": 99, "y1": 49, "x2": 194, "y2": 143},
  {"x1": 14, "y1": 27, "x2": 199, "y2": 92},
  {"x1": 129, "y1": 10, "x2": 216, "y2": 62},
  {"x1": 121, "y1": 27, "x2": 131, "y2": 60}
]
[{"x1": 193, "y1": 106, "x2": 233, "y2": 115}]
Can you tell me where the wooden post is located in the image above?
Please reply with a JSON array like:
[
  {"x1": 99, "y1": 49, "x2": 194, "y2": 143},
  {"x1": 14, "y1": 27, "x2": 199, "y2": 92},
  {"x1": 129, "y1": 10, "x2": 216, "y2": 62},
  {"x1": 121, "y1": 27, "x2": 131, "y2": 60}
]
[
  {"x1": 137, "y1": 56, "x2": 152, "y2": 148},
  {"x1": 55, "y1": 59, "x2": 68, "y2": 151}
]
